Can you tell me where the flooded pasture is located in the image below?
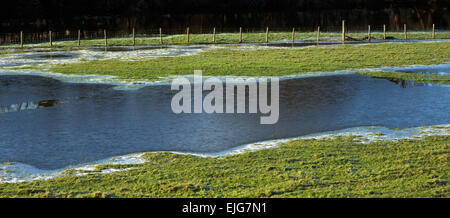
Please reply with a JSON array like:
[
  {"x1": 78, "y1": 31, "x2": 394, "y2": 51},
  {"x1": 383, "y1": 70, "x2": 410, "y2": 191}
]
[
  {"x1": 0, "y1": 73, "x2": 449, "y2": 170},
  {"x1": 0, "y1": 45, "x2": 216, "y2": 68}
]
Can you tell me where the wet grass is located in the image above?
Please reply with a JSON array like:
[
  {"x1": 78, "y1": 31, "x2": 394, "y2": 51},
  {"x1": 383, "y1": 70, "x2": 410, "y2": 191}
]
[
  {"x1": 1, "y1": 31, "x2": 449, "y2": 49},
  {"x1": 358, "y1": 71, "x2": 450, "y2": 84},
  {"x1": 46, "y1": 41, "x2": 450, "y2": 80},
  {"x1": 0, "y1": 135, "x2": 448, "y2": 198}
]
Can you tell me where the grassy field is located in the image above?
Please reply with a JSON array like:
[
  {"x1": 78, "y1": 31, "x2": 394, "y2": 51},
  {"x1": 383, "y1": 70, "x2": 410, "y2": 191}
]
[
  {"x1": 1, "y1": 31, "x2": 449, "y2": 49},
  {"x1": 0, "y1": 135, "x2": 448, "y2": 198},
  {"x1": 43, "y1": 41, "x2": 450, "y2": 80}
]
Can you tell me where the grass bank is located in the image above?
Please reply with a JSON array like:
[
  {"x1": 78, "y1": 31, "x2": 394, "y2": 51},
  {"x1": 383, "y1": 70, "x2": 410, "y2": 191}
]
[
  {"x1": 46, "y1": 41, "x2": 450, "y2": 80},
  {"x1": 0, "y1": 135, "x2": 448, "y2": 198}
]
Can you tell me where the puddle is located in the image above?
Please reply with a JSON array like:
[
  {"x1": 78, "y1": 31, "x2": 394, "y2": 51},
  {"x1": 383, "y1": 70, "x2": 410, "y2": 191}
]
[
  {"x1": 0, "y1": 74, "x2": 448, "y2": 170},
  {"x1": 20, "y1": 52, "x2": 79, "y2": 60}
]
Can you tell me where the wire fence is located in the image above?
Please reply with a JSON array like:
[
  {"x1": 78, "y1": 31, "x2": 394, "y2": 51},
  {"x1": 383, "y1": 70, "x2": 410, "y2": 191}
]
[{"x1": 0, "y1": 24, "x2": 448, "y2": 47}]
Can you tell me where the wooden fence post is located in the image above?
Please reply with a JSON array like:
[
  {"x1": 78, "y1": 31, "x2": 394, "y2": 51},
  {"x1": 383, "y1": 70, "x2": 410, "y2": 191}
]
[
  {"x1": 77, "y1": 29, "x2": 81, "y2": 46},
  {"x1": 368, "y1": 25, "x2": 371, "y2": 41},
  {"x1": 104, "y1": 29, "x2": 107, "y2": 47},
  {"x1": 132, "y1": 27, "x2": 135, "y2": 46},
  {"x1": 383, "y1": 24, "x2": 386, "y2": 40},
  {"x1": 160, "y1": 28, "x2": 163, "y2": 44},
  {"x1": 265, "y1": 27, "x2": 269, "y2": 43},
  {"x1": 291, "y1": 28, "x2": 295, "y2": 44},
  {"x1": 49, "y1": 30, "x2": 52, "y2": 48},
  {"x1": 317, "y1": 26, "x2": 320, "y2": 44},
  {"x1": 213, "y1": 27, "x2": 216, "y2": 44},
  {"x1": 239, "y1": 27, "x2": 242, "y2": 43},
  {"x1": 20, "y1": 31, "x2": 23, "y2": 48},
  {"x1": 432, "y1": 24, "x2": 435, "y2": 39},
  {"x1": 342, "y1": 20, "x2": 345, "y2": 43},
  {"x1": 186, "y1": 27, "x2": 190, "y2": 44},
  {"x1": 404, "y1": 24, "x2": 407, "y2": 40}
]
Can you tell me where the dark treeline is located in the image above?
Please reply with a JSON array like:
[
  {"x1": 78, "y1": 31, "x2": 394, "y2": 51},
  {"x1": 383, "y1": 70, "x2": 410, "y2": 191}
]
[{"x1": 0, "y1": 0, "x2": 449, "y2": 33}]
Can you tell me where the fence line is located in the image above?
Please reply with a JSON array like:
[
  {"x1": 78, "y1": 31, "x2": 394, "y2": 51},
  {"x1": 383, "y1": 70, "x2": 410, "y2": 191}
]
[{"x1": 0, "y1": 23, "x2": 448, "y2": 47}]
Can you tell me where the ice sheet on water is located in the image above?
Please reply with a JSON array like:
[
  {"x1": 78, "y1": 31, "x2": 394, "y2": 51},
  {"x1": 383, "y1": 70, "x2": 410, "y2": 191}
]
[{"x1": 0, "y1": 153, "x2": 147, "y2": 183}]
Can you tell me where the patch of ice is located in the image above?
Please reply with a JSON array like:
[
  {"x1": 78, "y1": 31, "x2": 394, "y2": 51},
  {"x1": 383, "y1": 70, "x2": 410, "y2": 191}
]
[
  {"x1": 0, "y1": 45, "x2": 222, "y2": 69},
  {"x1": 0, "y1": 153, "x2": 146, "y2": 183}
]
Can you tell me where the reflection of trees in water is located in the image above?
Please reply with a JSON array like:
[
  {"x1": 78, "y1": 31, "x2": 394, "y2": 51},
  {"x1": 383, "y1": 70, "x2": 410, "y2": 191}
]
[
  {"x1": 385, "y1": 78, "x2": 423, "y2": 88},
  {"x1": 0, "y1": 100, "x2": 58, "y2": 113}
]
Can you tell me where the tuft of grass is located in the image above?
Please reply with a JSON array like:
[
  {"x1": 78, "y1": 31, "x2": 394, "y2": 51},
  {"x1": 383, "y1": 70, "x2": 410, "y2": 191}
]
[{"x1": 0, "y1": 135, "x2": 448, "y2": 198}]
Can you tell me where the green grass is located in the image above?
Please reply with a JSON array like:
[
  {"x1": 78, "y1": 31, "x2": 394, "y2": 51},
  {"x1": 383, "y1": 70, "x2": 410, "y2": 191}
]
[
  {"x1": 46, "y1": 41, "x2": 450, "y2": 80},
  {"x1": 0, "y1": 135, "x2": 448, "y2": 198},
  {"x1": 1, "y1": 31, "x2": 449, "y2": 49},
  {"x1": 358, "y1": 71, "x2": 450, "y2": 84}
]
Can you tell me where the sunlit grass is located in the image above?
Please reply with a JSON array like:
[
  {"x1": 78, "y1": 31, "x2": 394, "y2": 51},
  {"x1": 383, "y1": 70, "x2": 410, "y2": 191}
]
[
  {"x1": 0, "y1": 135, "x2": 448, "y2": 198},
  {"x1": 47, "y1": 41, "x2": 450, "y2": 80}
]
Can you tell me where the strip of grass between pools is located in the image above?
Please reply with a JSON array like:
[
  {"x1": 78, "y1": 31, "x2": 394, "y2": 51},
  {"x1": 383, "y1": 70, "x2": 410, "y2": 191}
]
[
  {"x1": 0, "y1": 133, "x2": 448, "y2": 198},
  {"x1": 45, "y1": 42, "x2": 450, "y2": 81}
]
